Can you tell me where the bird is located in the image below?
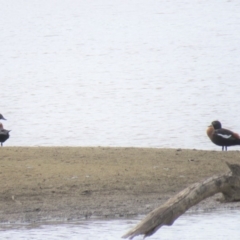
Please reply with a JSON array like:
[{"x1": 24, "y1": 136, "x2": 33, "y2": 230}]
[
  {"x1": 206, "y1": 120, "x2": 240, "y2": 151},
  {"x1": 0, "y1": 123, "x2": 10, "y2": 147},
  {"x1": 0, "y1": 114, "x2": 6, "y2": 120}
]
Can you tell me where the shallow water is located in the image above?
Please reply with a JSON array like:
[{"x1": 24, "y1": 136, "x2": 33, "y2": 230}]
[
  {"x1": 0, "y1": 210, "x2": 239, "y2": 239},
  {"x1": 1, "y1": 0, "x2": 240, "y2": 149}
]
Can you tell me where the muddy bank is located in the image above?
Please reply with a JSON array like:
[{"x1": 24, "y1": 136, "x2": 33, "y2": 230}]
[{"x1": 0, "y1": 147, "x2": 239, "y2": 223}]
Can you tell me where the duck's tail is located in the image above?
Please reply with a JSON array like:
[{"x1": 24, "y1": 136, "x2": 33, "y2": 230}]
[{"x1": 232, "y1": 132, "x2": 240, "y2": 141}]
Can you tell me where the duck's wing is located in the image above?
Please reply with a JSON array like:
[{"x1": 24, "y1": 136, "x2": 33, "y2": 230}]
[
  {"x1": 214, "y1": 128, "x2": 240, "y2": 140},
  {"x1": 0, "y1": 129, "x2": 10, "y2": 135}
]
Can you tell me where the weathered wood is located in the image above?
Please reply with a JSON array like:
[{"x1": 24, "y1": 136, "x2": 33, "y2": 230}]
[{"x1": 122, "y1": 162, "x2": 240, "y2": 239}]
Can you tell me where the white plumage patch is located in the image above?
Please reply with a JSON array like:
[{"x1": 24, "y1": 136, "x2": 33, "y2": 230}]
[{"x1": 217, "y1": 133, "x2": 232, "y2": 139}]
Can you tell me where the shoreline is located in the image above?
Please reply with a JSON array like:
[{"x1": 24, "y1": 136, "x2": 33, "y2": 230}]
[{"x1": 0, "y1": 147, "x2": 240, "y2": 223}]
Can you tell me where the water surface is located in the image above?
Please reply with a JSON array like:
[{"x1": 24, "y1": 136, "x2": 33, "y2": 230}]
[
  {"x1": 1, "y1": 1, "x2": 240, "y2": 149},
  {"x1": 0, "y1": 210, "x2": 239, "y2": 239}
]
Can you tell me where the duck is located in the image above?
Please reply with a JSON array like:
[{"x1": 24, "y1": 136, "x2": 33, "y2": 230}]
[
  {"x1": 0, "y1": 123, "x2": 10, "y2": 147},
  {"x1": 206, "y1": 120, "x2": 240, "y2": 151},
  {"x1": 0, "y1": 114, "x2": 6, "y2": 120}
]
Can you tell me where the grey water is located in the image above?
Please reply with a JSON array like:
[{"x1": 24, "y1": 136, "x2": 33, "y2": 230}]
[
  {"x1": 0, "y1": 210, "x2": 239, "y2": 240},
  {"x1": 1, "y1": 0, "x2": 240, "y2": 149}
]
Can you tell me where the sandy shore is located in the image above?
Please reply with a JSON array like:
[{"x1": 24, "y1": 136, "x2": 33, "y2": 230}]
[{"x1": 0, "y1": 147, "x2": 240, "y2": 223}]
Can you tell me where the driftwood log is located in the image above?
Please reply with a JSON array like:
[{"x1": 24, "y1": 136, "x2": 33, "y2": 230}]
[{"x1": 122, "y1": 162, "x2": 240, "y2": 239}]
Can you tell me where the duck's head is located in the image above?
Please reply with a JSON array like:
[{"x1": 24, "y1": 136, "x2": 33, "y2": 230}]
[
  {"x1": 211, "y1": 120, "x2": 222, "y2": 129},
  {"x1": 0, "y1": 114, "x2": 6, "y2": 120}
]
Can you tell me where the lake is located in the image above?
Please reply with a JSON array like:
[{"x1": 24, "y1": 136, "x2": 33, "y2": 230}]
[
  {"x1": 1, "y1": 0, "x2": 240, "y2": 149},
  {"x1": 0, "y1": 209, "x2": 239, "y2": 239}
]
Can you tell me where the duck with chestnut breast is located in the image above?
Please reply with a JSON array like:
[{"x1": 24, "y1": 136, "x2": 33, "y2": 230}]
[
  {"x1": 206, "y1": 120, "x2": 240, "y2": 151},
  {"x1": 0, "y1": 122, "x2": 10, "y2": 147}
]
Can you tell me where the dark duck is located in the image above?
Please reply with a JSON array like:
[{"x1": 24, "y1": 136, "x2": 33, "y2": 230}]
[
  {"x1": 0, "y1": 122, "x2": 10, "y2": 147},
  {"x1": 206, "y1": 120, "x2": 240, "y2": 151}
]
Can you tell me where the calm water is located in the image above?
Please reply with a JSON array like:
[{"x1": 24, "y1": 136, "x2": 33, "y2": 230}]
[
  {"x1": 0, "y1": 210, "x2": 239, "y2": 239},
  {"x1": 1, "y1": 1, "x2": 240, "y2": 149}
]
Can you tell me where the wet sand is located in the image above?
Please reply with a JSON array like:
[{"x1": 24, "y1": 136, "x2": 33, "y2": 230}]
[{"x1": 0, "y1": 147, "x2": 240, "y2": 223}]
